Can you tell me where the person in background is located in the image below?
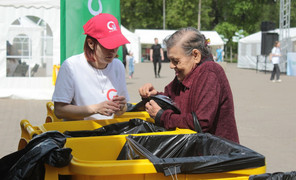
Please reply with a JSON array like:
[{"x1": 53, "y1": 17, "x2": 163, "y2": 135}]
[
  {"x1": 270, "y1": 41, "x2": 282, "y2": 82},
  {"x1": 52, "y1": 13, "x2": 130, "y2": 120},
  {"x1": 150, "y1": 38, "x2": 164, "y2": 78},
  {"x1": 139, "y1": 27, "x2": 239, "y2": 143},
  {"x1": 122, "y1": 44, "x2": 128, "y2": 69},
  {"x1": 127, "y1": 51, "x2": 135, "y2": 79},
  {"x1": 216, "y1": 46, "x2": 223, "y2": 62}
]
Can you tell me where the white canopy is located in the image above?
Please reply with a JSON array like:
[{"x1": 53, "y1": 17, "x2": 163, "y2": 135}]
[
  {"x1": 0, "y1": 0, "x2": 59, "y2": 8},
  {"x1": 121, "y1": 26, "x2": 141, "y2": 63},
  {"x1": 0, "y1": 0, "x2": 142, "y2": 100},
  {"x1": 238, "y1": 28, "x2": 296, "y2": 71},
  {"x1": 0, "y1": 0, "x2": 60, "y2": 100},
  {"x1": 134, "y1": 29, "x2": 224, "y2": 46}
]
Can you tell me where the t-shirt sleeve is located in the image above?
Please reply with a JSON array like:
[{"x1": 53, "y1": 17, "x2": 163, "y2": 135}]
[
  {"x1": 52, "y1": 61, "x2": 75, "y2": 103},
  {"x1": 271, "y1": 47, "x2": 275, "y2": 54}
]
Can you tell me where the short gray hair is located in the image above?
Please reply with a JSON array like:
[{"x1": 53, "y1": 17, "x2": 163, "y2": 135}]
[{"x1": 164, "y1": 27, "x2": 211, "y2": 58}]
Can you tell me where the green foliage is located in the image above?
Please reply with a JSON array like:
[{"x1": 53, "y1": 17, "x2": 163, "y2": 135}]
[
  {"x1": 165, "y1": 0, "x2": 213, "y2": 30},
  {"x1": 120, "y1": 0, "x2": 163, "y2": 30},
  {"x1": 215, "y1": 22, "x2": 238, "y2": 43},
  {"x1": 120, "y1": 0, "x2": 296, "y2": 57}
]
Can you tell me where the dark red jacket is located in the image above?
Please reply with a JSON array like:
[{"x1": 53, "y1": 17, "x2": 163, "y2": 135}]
[{"x1": 157, "y1": 60, "x2": 239, "y2": 143}]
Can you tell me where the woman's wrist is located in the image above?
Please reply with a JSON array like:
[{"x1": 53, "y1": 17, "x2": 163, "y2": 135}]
[{"x1": 114, "y1": 104, "x2": 127, "y2": 116}]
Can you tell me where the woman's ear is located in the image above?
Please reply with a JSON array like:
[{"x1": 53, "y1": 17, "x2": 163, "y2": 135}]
[
  {"x1": 192, "y1": 49, "x2": 201, "y2": 64},
  {"x1": 87, "y1": 38, "x2": 94, "y2": 50}
]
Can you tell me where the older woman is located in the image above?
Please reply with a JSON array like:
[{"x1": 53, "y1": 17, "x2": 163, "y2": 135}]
[
  {"x1": 139, "y1": 27, "x2": 239, "y2": 143},
  {"x1": 53, "y1": 13, "x2": 130, "y2": 120}
]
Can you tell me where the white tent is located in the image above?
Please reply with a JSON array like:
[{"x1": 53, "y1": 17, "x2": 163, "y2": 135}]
[
  {"x1": 134, "y1": 29, "x2": 224, "y2": 61},
  {"x1": 238, "y1": 28, "x2": 296, "y2": 71},
  {"x1": 121, "y1": 26, "x2": 141, "y2": 63},
  {"x1": 0, "y1": 1, "x2": 141, "y2": 100},
  {"x1": 0, "y1": 0, "x2": 60, "y2": 100},
  {"x1": 134, "y1": 29, "x2": 224, "y2": 46}
]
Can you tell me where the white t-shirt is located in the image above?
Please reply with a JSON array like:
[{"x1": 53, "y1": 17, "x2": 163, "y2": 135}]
[
  {"x1": 52, "y1": 53, "x2": 130, "y2": 120},
  {"x1": 271, "y1": 47, "x2": 281, "y2": 64}
]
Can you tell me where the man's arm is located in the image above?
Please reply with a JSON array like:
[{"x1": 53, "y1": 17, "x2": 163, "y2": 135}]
[
  {"x1": 150, "y1": 49, "x2": 153, "y2": 61},
  {"x1": 160, "y1": 48, "x2": 164, "y2": 60}
]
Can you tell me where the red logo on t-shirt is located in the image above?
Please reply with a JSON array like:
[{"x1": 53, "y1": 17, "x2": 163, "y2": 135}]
[{"x1": 107, "y1": 89, "x2": 117, "y2": 100}]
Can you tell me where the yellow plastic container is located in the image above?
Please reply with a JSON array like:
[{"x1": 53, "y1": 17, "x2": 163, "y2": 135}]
[
  {"x1": 19, "y1": 117, "x2": 266, "y2": 180},
  {"x1": 44, "y1": 134, "x2": 266, "y2": 180},
  {"x1": 19, "y1": 120, "x2": 265, "y2": 179},
  {"x1": 115, "y1": 111, "x2": 150, "y2": 119},
  {"x1": 45, "y1": 101, "x2": 62, "y2": 123},
  {"x1": 42, "y1": 118, "x2": 154, "y2": 133},
  {"x1": 45, "y1": 101, "x2": 150, "y2": 123},
  {"x1": 19, "y1": 117, "x2": 178, "y2": 149}
]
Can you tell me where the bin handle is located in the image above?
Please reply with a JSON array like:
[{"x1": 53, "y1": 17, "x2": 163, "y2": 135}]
[{"x1": 20, "y1": 119, "x2": 39, "y2": 138}]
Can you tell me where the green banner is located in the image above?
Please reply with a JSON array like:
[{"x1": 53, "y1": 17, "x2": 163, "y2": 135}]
[{"x1": 60, "y1": 0, "x2": 122, "y2": 64}]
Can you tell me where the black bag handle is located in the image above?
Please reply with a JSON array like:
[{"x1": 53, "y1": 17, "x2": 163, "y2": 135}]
[{"x1": 191, "y1": 112, "x2": 203, "y2": 133}]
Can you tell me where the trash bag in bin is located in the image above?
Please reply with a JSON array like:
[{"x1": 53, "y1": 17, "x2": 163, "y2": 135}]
[
  {"x1": 127, "y1": 95, "x2": 181, "y2": 114},
  {"x1": 0, "y1": 131, "x2": 72, "y2": 180},
  {"x1": 117, "y1": 133, "x2": 265, "y2": 176},
  {"x1": 64, "y1": 118, "x2": 167, "y2": 137},
  {"x1": 249, "y1": 171, "x2": 296, "y2": 180}
]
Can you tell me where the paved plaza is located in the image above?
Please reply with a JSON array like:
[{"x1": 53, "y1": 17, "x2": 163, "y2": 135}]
[{"x1": 0, "y1": 61, "x2": 295, "y2": 173}]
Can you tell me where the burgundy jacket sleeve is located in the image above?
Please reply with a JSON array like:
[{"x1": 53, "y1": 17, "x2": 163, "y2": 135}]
[
  {"x1": 159, "y1": 70, "x2": 220, "y2": 132},
  {"x1": 156, "y1": 61, "x2": 239, "y2": 143}
]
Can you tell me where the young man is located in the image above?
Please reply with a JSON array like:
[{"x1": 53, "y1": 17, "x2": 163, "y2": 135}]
[{"x1": 150, "y1": 38, "x2": 164, "y2": 78}]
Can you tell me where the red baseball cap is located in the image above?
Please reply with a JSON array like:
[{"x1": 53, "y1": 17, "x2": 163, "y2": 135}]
[{"x1": 83, "y1": 13, "x2": 130, "y2": 49}]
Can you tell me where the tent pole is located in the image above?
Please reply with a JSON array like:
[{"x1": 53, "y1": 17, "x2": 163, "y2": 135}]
[{"x1": 265, "y1": 55, "x2": 267, "y2": 74}]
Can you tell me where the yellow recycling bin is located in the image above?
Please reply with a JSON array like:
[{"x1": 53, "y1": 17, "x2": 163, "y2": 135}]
[
  {"x1": 45, "y1": 101, "x2": 150, "y2": 123},
  {"x1": 43, "y1": 133, "x2": 265, "y2": 180},
  {"x1": 19, "y1": 119, "x2": 265, "y2": 180}
]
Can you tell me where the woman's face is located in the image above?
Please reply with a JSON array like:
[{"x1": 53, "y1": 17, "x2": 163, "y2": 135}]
[
  {"x1": 87, "y1": 39, "x2": 119, "y2": 68},
  {"x1": 167, "y1": 43, "x2": 201, "y2": 82},
  {"x1": 95, "y1": 43, "x2": 119, "y2": 65}
]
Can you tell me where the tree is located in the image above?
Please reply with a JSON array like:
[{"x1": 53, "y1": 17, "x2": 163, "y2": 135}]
[
  {"x1": 165, "y1": 0, "x2": 213, "y2": 30},
  {"x1": 120, "y1": 0, "x2": 296, "y2": 59},
  {"x1": 121, "y1": 0, "x2": 214, "y2": 30},
  {"x1": 120, "y1": 0, "x2": 163, "y2": 30},
  {"x1": 214, "y1": 22, "x2": 238, "y2": 61}
]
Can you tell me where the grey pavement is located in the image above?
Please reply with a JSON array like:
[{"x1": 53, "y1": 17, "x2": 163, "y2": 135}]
[{"x1": 0, "y1": 61, "x2": 296, "y2": 173}]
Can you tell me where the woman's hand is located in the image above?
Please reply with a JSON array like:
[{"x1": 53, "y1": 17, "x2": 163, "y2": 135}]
[
  {"x1": 139, "y1": 83, "x2": 158, "y2": 98},
  {"x1": 112, "y1": 95, "x2": 127, "y2": 116},
  {"x1": 89, "y1": 100, "x2": 120, "y2": 116},
  {"x1": 145, "y1": 100, "x2": 162, "y2": 118}
]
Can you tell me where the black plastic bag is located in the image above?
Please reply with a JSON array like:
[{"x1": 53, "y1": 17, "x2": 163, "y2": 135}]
[
  {"x1": 127, "y1": 95, "x2": 181, "y2": 114},
  {"x1": 117, "y1": 133, "x2": 265, "y2": 176},
  {"x1": 249, "y1": 171, "x2": 296, "y2": 180},
  {"x1": 0, "y1": 131, "x2": 72, "y2": 180},
  {"x1": 64, "y1": 118, "x2": 167, "y2": 137}
]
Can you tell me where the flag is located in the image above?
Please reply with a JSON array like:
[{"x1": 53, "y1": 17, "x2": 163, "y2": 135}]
[{"x1": 60, "y1": 0, "x2": 122, "y2": 64}]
